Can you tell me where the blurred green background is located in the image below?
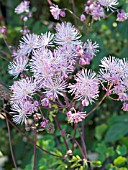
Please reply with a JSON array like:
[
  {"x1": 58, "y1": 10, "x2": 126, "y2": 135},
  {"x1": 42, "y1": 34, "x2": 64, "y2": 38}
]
[{"x1": 0, "y1": 0, "x2": 128, "y2": 169}]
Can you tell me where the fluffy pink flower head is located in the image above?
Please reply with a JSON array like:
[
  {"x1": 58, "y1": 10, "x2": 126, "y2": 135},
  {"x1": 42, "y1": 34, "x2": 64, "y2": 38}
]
[
  {"x1": 15, "y1": 1, "x2": 30, "y2": 14},
  {"x1": 92, "y1": 5, "x2": 106, "y2": 20},
  {"x1": 50, "y1": 5, "x2": 61, "y2": 20},
  {"x1": 98, "y1": 0, "x2": 118, "y2": 11},
  {"x1": 55, "y1": 22, "x2": 81, "y2": 45},
  {"x1": 69, "y1": 69, "x2": 99, "y2": 105},
  {"x1": 99, "y1": 56, "x2": 127, "y2": 85},
  {"x1": 11, "y1": 100, "x2": 38, "y2": 124},
  {"x1": 19, "y1": 34, "x2": 40, "y2": 55},
  {"x1": 117, "y1": 10, "x2": 128, "y2": 22},
  {"x1": 10, "y1": 77, "x2": 38, "y2": 103},
  {"x1": 8, "y1": 56, "x2": 28, "y2": 78},
  {"x1": 67, "y1": 108, "x2": 86, "y2": 123},
  {"x1": 84, "y1": 40, "x2": 99, "y2": 59},
  {"x1": 43, "y1": 76, "x2": 67, "y2": 99}
]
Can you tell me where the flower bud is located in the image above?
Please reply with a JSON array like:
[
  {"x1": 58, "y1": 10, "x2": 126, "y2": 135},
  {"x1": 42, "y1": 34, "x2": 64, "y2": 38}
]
[
  {"x1": 41, "y1": 98, "x2": 49, "y2": 106},
  {"x1": 79, "y1": 58, "x2": 87, "y2": 65},
  {"x1": 82, "y1": 99, "x2": 89, "y2": 106},
  {"x1": 66, "y1": 149, "x2": 72, "y2": 155},
  {"x1": 34, "y1": 100, "x2": 39, "y2": 106},
  {"x1": 23, "y1": 16, "x2": 28, "y2": 22},
  {"x1": 80, "y1": 14, "x2": 86, "y2": 21},
  {"x1": 46, "y1": 93, "x2": 54, "y2": 100},
  {"x1": 60, "y1": 10, "x2": 66, "y2": 17},
  {"x1": 122, "y1": 103, "x2": 128, "y2": 111},
  {"x1": 40, "y1": 121, "x2": 47, "y2": 128},
  {"x1": 0, "y1": 26, "x2": 6, "y2": 34},
  {"x1": 67, "y1": 111, "x2": 72, "y2": 117}
]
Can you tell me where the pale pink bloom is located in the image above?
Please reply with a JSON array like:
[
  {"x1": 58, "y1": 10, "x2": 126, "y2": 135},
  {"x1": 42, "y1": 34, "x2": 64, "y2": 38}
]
[
  {"x1": 50, "y1": 5, "x2": 61, "y2": 20},
  {"x1": 43, "y1": 76, "x2": 67, "y2": 99},
  {"x1": 55, "y1": 22, "x2": 81, "y2": 45},
  {"x1": 30, "y1": 48, "x2": 53, "y2": 80},
  {"x1": 98, "y1": 0, "x2": 118, "y2": 11},
  {"x1": 38, "y1": 32, "x2": 54, "y2": 48},
  {"x1": 117, "y1": 10, "x2": 128, "y2": 22},
  {"x1": 92, "y1": 5, "x2": 106, "y2": 20},
  {"x1": 10, "y1": 77, "x2": 38, "y2": 103},
  {"x1": 67, "y1": 109, "x2": 86, "y2": 123},
  {"x1": 52, "y1": 49, "x2": 75, "y2": 77},
  {"x1": 13, "y1": 48, "x2": 28, "y2": 58},
  {"x1": 19, "y1": 34, "x2": 40, "y2": 54},
  {"x1": 8, "y1": 56, "x2": 28, "y2": 78},
  {"x1": 11, "y1": 100, "x2": 38, "y2": 124},
  {"x1": 69, "y1": 69, "x2": 99, "y2": 104},
  {"x1": 84, "y1": 40, "x2": 99, "y2": 58},
  {"x1": 15, "y1": 1, "x2": 30, "y2": 14},
  {"x1": 118, "y1": 93, "x2": 128, "y2": 101},
  {"x1": 57, "y1": 44, "x2": 78, "y2": 65},
  {"x1": 99, "y1": 56, "x2": 127, "y2": 84}
]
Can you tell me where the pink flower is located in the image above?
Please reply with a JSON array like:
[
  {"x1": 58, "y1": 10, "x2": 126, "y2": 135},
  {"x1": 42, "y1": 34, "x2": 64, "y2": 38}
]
[
  {"x1": 69, "y1": 69, "x2": 99, "y2": 104},
  {"x1": 11, "y1": 100, "x2": 38, "y2": 124},
  {"x1": 50, "y1": 5, "x2": 61, "y2": 20},
  {"x1": 80, "y1": 14, "x2": 86, "y2": 21},
  {"x1": 122, "y1": 103, "x2": 128, "y2": 111},
  {"x1": 41, "y1": 98, "x2": 49, "y2": 106},
  {"x1": 117, "y1": 10, "x2": 128, "y2": 22},
  {"x1": 10, "y1": 77, "x2": 38, "y2": 103},
  {"x1": 98, "y1": 0, "x2": 118, "y2": 11},
  {"x1": 0, "y1": 26, "x2": 6, "y2": 34},
  {"x1": 67, "y1": 109, "x2": 86, "y2": 123},
  {"x1": 55, "y1": 22, "x2": 81, "y2": 45},
  {"x1": 8, "y1": 56, "x2": 28, "y2": 78},
  {"x1": 15, "y1": 1, "x2": 30, "y2": 14}
]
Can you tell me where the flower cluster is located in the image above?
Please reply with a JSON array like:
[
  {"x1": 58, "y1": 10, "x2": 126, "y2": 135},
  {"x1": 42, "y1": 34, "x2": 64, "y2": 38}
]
[
  {"x1": 99, "y1": 56, "x2": 128, "y2": 111},
  {"x1": 117, "y1": 10, "x2": 128, "y2": 22},
  {"x1": 50, "y1": 4, "x2": 66, "y2": 20},
  {"x1": 84, "y1": 0, "x2": 106, "y2": 20},
  {"x1": 8, "y1": 1, "x2": 127, "y2": 126},
  {"x1": 9, "y1": 22, "x2": 84, "y2": 124},
  {"x1": 77, "y1": 40, "x2": 99, "y2": 65}
]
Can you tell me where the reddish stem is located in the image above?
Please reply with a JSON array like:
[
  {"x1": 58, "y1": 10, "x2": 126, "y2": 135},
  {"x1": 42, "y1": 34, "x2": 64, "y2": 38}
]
[{"x1": 6, "y1": 116, "x2": 18, "y2": 169}]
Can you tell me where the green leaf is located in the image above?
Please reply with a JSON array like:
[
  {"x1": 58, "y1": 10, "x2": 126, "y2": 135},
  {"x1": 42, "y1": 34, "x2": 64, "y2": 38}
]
[
  {"x1": 114, "y1": 156, "x2": 127, "y2": 166},
  {"x1": 108, "y1": 115, "x2": 128, "y2": 125},
  {"x1": 95, "y1": 124, "x2": 108, "y2": 140},
  {"x1": 91, "y1": 161, "x2": 102, "y2": 168},
  {"x1": 116, "y1": 145, "x2": 127, "y2": 156},
  {"x1": 106, "y1": 147, "x2": 115, "y2": 157},
  {"x1": 105, "y1": 123, "x2": 128, "y2": 142},
  {"x1": 120, "y1": 137, "x2": 128, "y2": 147},
  {"x1": 95, "y1": 142, "x2": 107, "y2": 154},
  {"x1": 119, "y1": 168, "x2": 128, "y2": 170}
]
